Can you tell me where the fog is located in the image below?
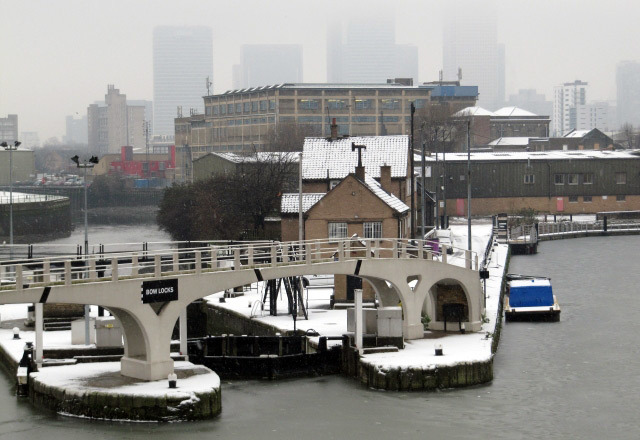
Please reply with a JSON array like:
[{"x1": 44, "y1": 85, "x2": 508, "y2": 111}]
[{"x1": 1, "y1": 0, "x2": 639, "y2": 140}]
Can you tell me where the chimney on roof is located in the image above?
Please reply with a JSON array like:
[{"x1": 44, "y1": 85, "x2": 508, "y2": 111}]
[
  {"x1": 355, "y1": 164, "x2": 365, "y2": 181},
  {"x1": 330, "y1": 118, "x2": 338, "y2": 140},
  {"x1": 380, "y1": 165, "x2": 392, "y2": 193}
]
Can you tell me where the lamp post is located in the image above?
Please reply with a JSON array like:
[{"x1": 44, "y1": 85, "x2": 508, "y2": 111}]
[
  {"x1": 1, "y1": 141, "x2": 21, "y2": 258},
  {"x1": 70, "y1": 155, "x2": 99, "y2": 346}
]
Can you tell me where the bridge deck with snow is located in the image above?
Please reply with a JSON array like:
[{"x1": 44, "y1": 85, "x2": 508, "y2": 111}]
[{"x1": 0, "y1": 238, "x2": 483, "y2": 380}]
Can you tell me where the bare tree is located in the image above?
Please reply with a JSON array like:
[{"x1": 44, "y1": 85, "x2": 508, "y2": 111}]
[
  {"x1": 620, "y1": 123, "x2": 640, "y2": 149},
  {"x1": 263, "y1": 122, "x2": 321, "y2": 152},
  {"x1": 416, "y1": 103, "x2": 467, "y2": 154}
]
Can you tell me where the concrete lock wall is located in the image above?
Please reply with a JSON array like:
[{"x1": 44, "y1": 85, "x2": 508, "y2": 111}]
[{"x1": 0, "y1": 198, "x2": 71, "y2": 241}]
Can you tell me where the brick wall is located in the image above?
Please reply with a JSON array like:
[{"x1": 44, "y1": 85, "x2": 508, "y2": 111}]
[{"x1": 441, "y1": 195, "x2": 640, "y2": 216}]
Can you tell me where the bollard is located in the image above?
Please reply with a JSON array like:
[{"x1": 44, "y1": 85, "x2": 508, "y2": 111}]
[
  {"x1": 435, "y1": 343, "x2": 443, "y2": 356},
  {"x1": 603, "y1": 216, "x2": 608, "y2": 232},
  {"x1": 168, "y1": 373, "x2": 177, "y2": 389},
  {"x1": 12, "y1": 327, "x2": 20, "y2": 339}
]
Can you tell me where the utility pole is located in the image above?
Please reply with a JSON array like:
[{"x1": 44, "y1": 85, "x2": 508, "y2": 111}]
[
  {"x1": 442, "y1": 129, "x2": 447, "y2": 229},
  {"x1": 433, "y1": 129, "x2": 439, "y2": 229},
  {"x1": 467, "y1": 119, "x2": 472, "y2": 251},
  {"x1": 1, "y1": 141, "x2": 20, "y2": 259},
  {"x1": 71, "y1": 154, "x2": 99, "y2": 345},
  {"x1": 410, "y1": 103, "x2": 415, "y2": 239},
  {"x1": 421, "y1": 137, "x2": 426, "y2": 239}
]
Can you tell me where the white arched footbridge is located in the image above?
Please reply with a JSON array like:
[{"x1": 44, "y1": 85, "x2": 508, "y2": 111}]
[{"x1": 0, "y1": 238, "x2": 484, "y2": 380}]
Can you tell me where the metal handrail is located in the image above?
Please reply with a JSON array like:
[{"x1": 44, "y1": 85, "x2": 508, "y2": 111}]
[{"x1": 0, "y1": 237, "x2": 480, "y2": 291}]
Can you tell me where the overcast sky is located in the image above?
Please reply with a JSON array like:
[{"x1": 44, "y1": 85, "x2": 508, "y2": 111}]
[{"x1": 1, "y1": 0, "x2": 639, "y2": 141}]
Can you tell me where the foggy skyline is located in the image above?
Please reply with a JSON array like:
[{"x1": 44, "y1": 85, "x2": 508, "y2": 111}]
[{"x1": 1, "y1": 0, "x2": 639, "y2": 142}]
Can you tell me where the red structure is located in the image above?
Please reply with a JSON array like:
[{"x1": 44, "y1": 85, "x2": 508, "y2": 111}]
[{"x1": 109, "y1": 146, "x2": 176, "y2": 178}]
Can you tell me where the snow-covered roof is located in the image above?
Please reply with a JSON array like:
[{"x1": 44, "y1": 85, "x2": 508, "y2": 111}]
[
  {"x1": 419, "y1": 149, "x2": 640, "y2": 163},
  {"x1": 209, "y1": 151, "x2": 299, "y2": 163},
  {"x1": 362, "y1": 175, "x2": 410, "y2": 214},
  {"x1": 488, "y1": 137, "x2": 533, "y2": 146},
  {"x1": 454, "y1": 106, "x2": 494, "y2": 117},
  {"x1": 493, "y1": 106, "x2": 537, "y2": 117},
  {"x1": 280, "y1": 193, "x2": 324, "y2": 214},
  {"x1": 302, "y1": 136, "x2": 408, "y2": 180},
  {"x1": 563, "y1": 129, "x2": 591, "y2": 138}
]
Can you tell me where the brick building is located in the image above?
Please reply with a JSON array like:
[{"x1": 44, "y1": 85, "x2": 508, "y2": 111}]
[{"x1": 281, "y1": 165, "x2": 409, "y2": 302}]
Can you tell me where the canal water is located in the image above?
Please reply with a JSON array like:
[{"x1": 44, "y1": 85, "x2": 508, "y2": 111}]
[{"x1": 0, "y1": 232, "x2": 638, "y2": 439}]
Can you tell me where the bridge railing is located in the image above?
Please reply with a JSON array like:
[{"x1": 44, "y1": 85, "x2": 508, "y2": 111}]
[
  {"x1": 0, "y1": 237, "x2": 479, "y2": 291},
  {"x1": 538, "y1": 221, "x2": 640, "y2": 236}
]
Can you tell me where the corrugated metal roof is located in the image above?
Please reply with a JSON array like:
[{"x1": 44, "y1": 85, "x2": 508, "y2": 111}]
[
  {"x1": 302, "y1": 135, "x2": 408, "y2": 180},
  {"x1": 454, "y1": 106, "x2": 494, "y2": 117},
  {"x1": 280, "y1": 193, "x2": 324, "y2": 214}
]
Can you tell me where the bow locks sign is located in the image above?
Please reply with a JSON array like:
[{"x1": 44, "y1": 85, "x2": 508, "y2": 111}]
[{"x1": 141, "y1": 279, "x2": 178, "y2": 304}]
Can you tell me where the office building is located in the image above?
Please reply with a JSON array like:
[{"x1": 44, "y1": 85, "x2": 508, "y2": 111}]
[
  {"x1": 0, "y1": 114, "x2": 18, "y2": 143},
  {"x1": 153, "y1": 26, "x2": 213, "y2": 137},
  {"x1": 443, "y1": 3, "x2": 505, "y2": 110},
  {"x1": 234, "y1": 45, "x2": 303, "y2": 89},
  {"x1": 617, "y1": 61, "x2": 640, "y2": 128},
  {"x1": 552, "y1": 80, "x2": 588, "y2": 136},
  {"x1": 175, "y1": 81, "x2": 478, "y2": 159},
  {"x1": 64, "y1": 115, "x2": 88, "y2": 145},
  {"x1": 508, "y1": 89, "x2": 553, "y2": 118},
  {"x1": 88, "y1": 85, "x2": 151, "y2": 155},
  {"x1": 327, "y1": 15, "x2": 419, "y2": 84}
]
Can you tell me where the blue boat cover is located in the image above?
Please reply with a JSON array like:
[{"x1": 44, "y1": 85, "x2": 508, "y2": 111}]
[{"x1": 509, "y1": 280, "x2": 554, "y2": 307}]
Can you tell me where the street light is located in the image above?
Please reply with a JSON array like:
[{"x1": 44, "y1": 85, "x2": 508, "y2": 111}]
[
  {"x1": 1, "y1": 140, "x2": 21, "y2": 258},
  {"x1": 70, "y1": 154, "x2": 99, "y2": 346}
]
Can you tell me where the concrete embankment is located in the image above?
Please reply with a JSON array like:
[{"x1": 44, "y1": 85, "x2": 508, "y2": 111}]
[
  {"x1": 343, "y1": 245, "x2": 510, "y2": 391},
  {"x1": 28, "y1": 362, "x2": 221, "y2": 422}
]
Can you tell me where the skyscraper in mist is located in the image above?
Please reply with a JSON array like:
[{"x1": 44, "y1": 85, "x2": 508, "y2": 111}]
[
  {"x1": 233, "y1": 45, "x2": 303, "y2": 89},
  {"x1": 443, "y1": 3, "x2": 504, "y2": 110},
  {"x1": 617, "y1": 61, "x2": 640, "y2": 128},
  {"x1": 153, "y1": 26, "x2": 213, "y2": 137},
  {"x1": 327, "y1": 14, "x2": 418, "y2": 84}
]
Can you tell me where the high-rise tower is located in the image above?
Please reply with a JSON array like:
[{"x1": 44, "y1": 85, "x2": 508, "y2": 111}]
[
  {"x1": 443, "y1": 2, "x2": 504, "y2": 110},
  {"x1": 153, "y1": 26, "x2": 213, "y2": 137}
]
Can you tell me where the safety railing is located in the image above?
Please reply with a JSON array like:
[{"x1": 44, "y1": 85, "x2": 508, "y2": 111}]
[
  {"x1": 0, "y1": 237, "x2": 479, "y2": 292},
  {"x1": 538, "y1": 221, "x2": 640, "y2": 236},
  {"x1": 0, "y1": 194, "x2": 67, "y2": 204}
]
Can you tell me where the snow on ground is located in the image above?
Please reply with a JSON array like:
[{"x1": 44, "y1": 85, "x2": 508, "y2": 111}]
[
  {"x1": 204, "y1": 284, "x2": 349, "y2": 340},
  {"x1": 0, "y1": 219, "x2": 507, "y2": 373},
  {"x1": 211, "y1": 219, "x2": 509, "y2": 370},
  {"x1": 360, "y1": 239, "x2": 508, "y2": 370},
  {"x1": 32, "y1": 361, "x2": 219, "y2": 398}
]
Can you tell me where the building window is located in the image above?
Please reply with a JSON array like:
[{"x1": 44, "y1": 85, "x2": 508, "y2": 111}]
[
  {"x1": 328, "y1": 222, "x2": 347, "y2": 240},
  {"x1": 355, "y1": 99, "x2": 373, "y2": 110},
  {"x1": 260, "y1": 100, "x2": 267, "y2": 111},
  {"x1": 299, "y1": 99, "x2": 320, "y2": 110},
  {"x1": 569, "y1": 196, "x2": 578, "y2": 203},
  {"x1": 243, "y1": 102, "x2": 250, "y2": 112},
  {"x1": 583, "y1": 173, "x2": 593, "y2": 185},
  {"x1": 220, "y1": 105, "x2": 226, "y2": 115},
  {"x1": 236, "y1": 103, "x2": 242, "y2": 113},
  {"x1": 568, "y1": 173, "x2": 579, "y2": 185},
  {"x1": 616, "y1": 172, "x2": 627, "y2": 184},
  {"x1": 252, "y1": 101, "x2": 259, "y2": 112},
  {"x1": 327, "y1": 99, "x2": 348, "y2": 110},
  {"x1": 227, "y1": 104, "x2": 234, "y2": 114},
  {"x1": 363, "y1": 222, "x2": 382, "y2": 239},
  {"x1": 616, "y1": 194, "x2": 626, "y2": 202},
  {"x1": 583, "y1": 196, "x2": 592, "y2": 203},
  {"x1": 380, "y1": 99, "x2": 400, "y2": 110},
  {"x1": 554, "y1": 174, "x2": 564, "y2": 185},
  {"x1": 524, "y1": 174, "x2": 535, "y2": 184},
  {"x1": 269, "y1": 100, "x2": 276, "y2": 110}
]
